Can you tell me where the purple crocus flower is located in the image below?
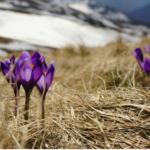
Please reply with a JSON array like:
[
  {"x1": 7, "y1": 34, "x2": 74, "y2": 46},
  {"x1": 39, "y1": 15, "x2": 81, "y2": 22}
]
[
  {"x1": 143, "y1": 57, "x2": 150, "y2": 77},
  {"x1": 36, "y1": 55, "x2": 55, "y2": 119},
  {"x1": 132, "y1": 48, "x2": 144, "y2": 70},
  {"x1": 144, "y1": 45, "x2": 150, "y2": 53},
  {"x1": 1, "y1": 55, "x2": 21, "y2": 116},
  {"x1": 17, "y1": 51, "x2": 43, "y2": 120}
]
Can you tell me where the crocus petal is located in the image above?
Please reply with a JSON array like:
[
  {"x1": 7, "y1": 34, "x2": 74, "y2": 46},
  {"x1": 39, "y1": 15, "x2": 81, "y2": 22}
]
[
  {"x1": 5, "y1": 58, "x2": 10, "y2": 68},
  {"x1": 15, "y1": 58, "x2": 19, "y2": 63},
  {"x1": 19, "y1": 60, "x2": 32, "y2": 93},
  {"x1": 10, "y1": 55, "x2": 15, "y2": 64},
  {"x1": 43, "y1": 63, "x2": 48, "y2": 72},
  {"x1": 45, "y1": 61, "x2": 55, "y2": 89},
  {"x1": 31, "y1": 51, "x2": 41, "y2": 65},
  {"x1": 40, "y1": 55, "x2": 45, "y2": 63},
  {"x1": 18, "y1": 51, "x2": 31, "y2": 66},
  {"x1": 139, "y1": 60, "x2": 144, "y2": 70},
  {"x1": 144, "y1": 57, "x2": 150, "y2": 76},
  {"x1": 36, "y1": 74, "x2": 46, "y2": 93},
  {"x1": 19, "y1": 61, "x2": 32, "y2": 81},
  {"x1": 1, "y1": 61, "x2": 16, "y2": 83},
  {"x1": 132, "y1": 48, "x2": 144, "y2": 70},
  {"x1": 14, "y1": 58, "x2": 21, "y2": 80},
  {"x1": 31, "y1": 51, "x2": 40, "y2": 60},
  {"x1": 40, "y1": 55, "x2": 48, "y2": 72},
  {"x1": 14, "y1": 58, "x2": 19, "y2": 78},
  {"x1": 1, "y1": 62, "x2": 9, "y2": 76},
  {"x1": 24, "y1": 64, "x2": 32, "y2": 82},
  {"x1": 30, "y1": 59, "x2": 43, "y2": 89},
  {"x1": 13, "y1": 59, "x2": 21, "y2": 93},
  {"x1": 132, "y1": 48, "x2": 143, "y2": 62},
  {"x1": 144, "y1": 45, "x2": 150, "y2": 53}
]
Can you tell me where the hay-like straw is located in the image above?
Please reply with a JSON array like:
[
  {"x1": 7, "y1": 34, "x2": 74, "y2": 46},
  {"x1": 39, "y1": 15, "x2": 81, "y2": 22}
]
[{"x1": 0, "y1": 37, "x2": 150, "y2": 148}]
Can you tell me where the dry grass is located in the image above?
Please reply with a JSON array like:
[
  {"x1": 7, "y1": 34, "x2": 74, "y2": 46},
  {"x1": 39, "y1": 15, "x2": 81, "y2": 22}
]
[{"x1": 0, "y1": 37, "x2": 150, "y2": 149}]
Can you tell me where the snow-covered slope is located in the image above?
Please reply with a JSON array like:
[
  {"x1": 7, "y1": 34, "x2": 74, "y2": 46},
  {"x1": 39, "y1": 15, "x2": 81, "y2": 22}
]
[
  {"x1": 0, "y1": 10, "x2": 140, "y2": 48},
  {"x1": 0, "y1": 0, "x2": 147, "y2": 29},
  {"x1": 0, "y1": 0, "x2": 133, "y2": 27},
  {"x1": 0, "y1": 0, "x2": 149, "y2": 53},
  {"x1": 69, "y1": 2, "x2": 131, "y2": 23},
  {"x1": 69, "y1": 2, "x2": 93, "y2": 14}
]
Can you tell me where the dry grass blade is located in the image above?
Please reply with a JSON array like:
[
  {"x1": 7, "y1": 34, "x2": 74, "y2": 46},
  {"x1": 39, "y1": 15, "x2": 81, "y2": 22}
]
[
  {"x1": 49, "y1": 118, "x2": 81, "y2": 147},
  {"x1": 85, "y1": 114, "x2": 111, "y2": 148},
  {"x1": 59, "y1": 80, "x2": 134, "y2": 123},
  {"x1": 9, "y1": 130, "x2": 22, "y2": 149},
  {"x1": 72, "y1": 129, "x2": 101, "y2": 149},
  {"x1": 102, "y1": 103, "x2": 150, "y2": 113}
]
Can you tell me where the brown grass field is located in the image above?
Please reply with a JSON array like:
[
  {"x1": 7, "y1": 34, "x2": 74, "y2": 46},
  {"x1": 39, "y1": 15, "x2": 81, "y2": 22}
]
[{"x1": 0, "y1": 37, "x2": 150, "y2": 149}]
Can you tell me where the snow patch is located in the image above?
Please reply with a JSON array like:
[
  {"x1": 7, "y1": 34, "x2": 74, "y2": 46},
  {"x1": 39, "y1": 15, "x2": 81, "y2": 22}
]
[
  {"x1": 104, "y1": 11, "x2": 130, "y2": 22},
  {"x1": 0, "y1": 49, "x2": 8, "y2": 56},
  {"x1": 0, "y1": 2, "x2": 13, "y2": 9},
  {"x1": 69, "y1": 3, "x2": 93, "y2": 14},
  {"x1": 0, "y1": 10, "x2": 140, "y2": 48},
  {"x1": 0, "y1": 41, "x2": 36, "y2": 51}
]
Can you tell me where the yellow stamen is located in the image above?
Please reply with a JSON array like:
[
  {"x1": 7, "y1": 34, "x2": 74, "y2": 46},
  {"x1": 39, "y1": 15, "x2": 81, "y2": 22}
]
[
  {"x1": 30, "y1": 63, "x2": 34, "y2": 69},
  {"x1": 44, "y1": 72, "x2": 47, "y2": 76}
]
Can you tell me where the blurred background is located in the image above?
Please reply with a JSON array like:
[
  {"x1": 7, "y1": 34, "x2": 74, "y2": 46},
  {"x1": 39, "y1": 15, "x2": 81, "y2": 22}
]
[{"x1": 0, "y1": 0, "x2": 149, "y2": 56}]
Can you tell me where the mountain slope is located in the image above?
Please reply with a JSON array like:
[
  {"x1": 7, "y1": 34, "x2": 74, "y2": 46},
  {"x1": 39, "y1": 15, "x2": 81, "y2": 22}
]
[
  {"x1": 130, "y1": 3, "x2": 150, "y2": 25},
  {"x1": 0, "y1": 0, "x2": 129, "y2": 29},
  {"x1": 50, "y1": 0, "x2": 150, "y2": 25},
  {"x1": 0, "y1": 10, "x2": 141, "y2": 48},
  {"x1": 96, "y1": 0, "x2": 150, "y2": 13},
  {"x1": 50, "y1": 0, "x2": 150, "y2": 13},
  {"x1": 0, "y1": 0, "x2": 149, "y2": 49}
]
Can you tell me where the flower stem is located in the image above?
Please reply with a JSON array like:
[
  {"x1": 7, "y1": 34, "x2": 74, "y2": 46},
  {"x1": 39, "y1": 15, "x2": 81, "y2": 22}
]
[
  {"x1": 41, "y1": 96, "x2": 45, "y2": 120},
  {"x1": 24, "y1": 90, "x2": 31, "y2": 120},
  {"x1": 15, "y1": 91, "x2": 19, "y2": 117}
]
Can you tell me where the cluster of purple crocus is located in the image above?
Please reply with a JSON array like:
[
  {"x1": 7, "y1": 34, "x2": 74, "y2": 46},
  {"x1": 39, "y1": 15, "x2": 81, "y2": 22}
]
[
  {"x1": 1, "y1": 51, "x2": 55, "y2": 120},
  {"x1": 132, "y1": 45, "x2": 150, "y2": 76}
]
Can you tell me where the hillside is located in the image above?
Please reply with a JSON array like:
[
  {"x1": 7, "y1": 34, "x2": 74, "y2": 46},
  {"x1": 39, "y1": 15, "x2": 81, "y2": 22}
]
[
  {"x1": 0, "y1": 37, "x2": 150, "y2": 148},
  {"x1": 0, "y1": 0, "x2": 149, "y2": 55},
  {"x1": 93, "y1": 0, "x2": 150, "y2": 13},
  {"x1": 69, "y1": 2, "x2": 131, "y2": 23},
  {"x1": 131, "y1": 3, "x2": 150, "y2": 26}
]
